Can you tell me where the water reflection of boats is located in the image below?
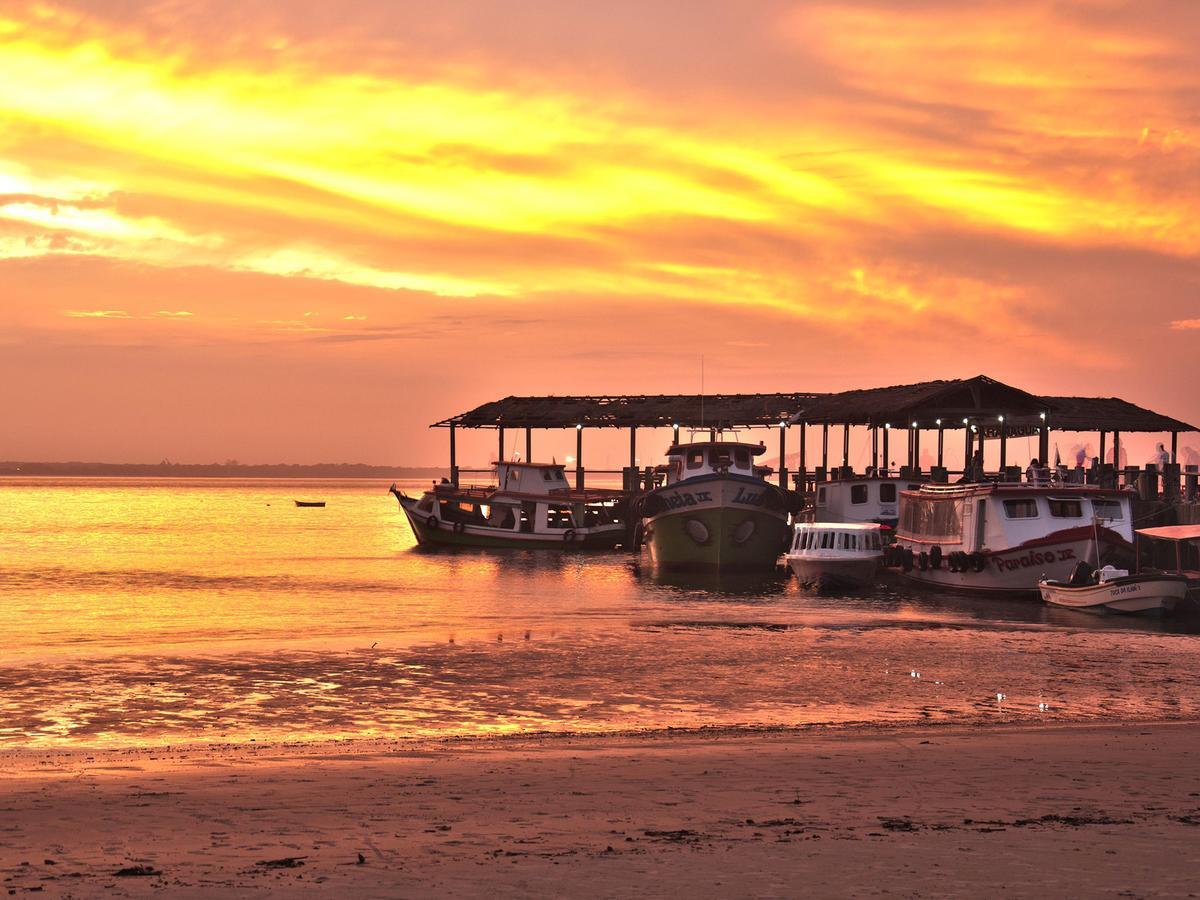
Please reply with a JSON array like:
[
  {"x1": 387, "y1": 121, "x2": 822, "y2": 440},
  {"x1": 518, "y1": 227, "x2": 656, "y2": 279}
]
[
  {"x1": 636, "y1": 562, "x2": 792, "y2": 598},
  {"x1": 786, "y1": 523, "x2": 885, "y2": 591},
  {"x1": 391, "y1": 461, "x2": 626, "y2": 549},
  {"x1": 640, "y1": 441, "x2": 790, "y2": 572}
]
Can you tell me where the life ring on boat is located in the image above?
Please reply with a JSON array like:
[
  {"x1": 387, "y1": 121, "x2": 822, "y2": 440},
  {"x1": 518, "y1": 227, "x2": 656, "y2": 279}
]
[
  {"x1": 563, "y1": 529, "x2": 577, "y2": 544},
  {"x1": 929, "y1": 546, "x2": 942, "y2": 569},
  {"x1": 918, "y1": 551, "x2": 929, "y2": 571},
  {"x1": 902, "y1": 548, "x2": 914, "y2": 573},
  {"x1": 970, "y1": 551, "x2": 987, "y2": 573},
  {"x1": 453, "y1": 521, "x2": 466, "y2": 534},
  {"x1": 426, "y1": 515, "x2": 439, "y2": 531}
]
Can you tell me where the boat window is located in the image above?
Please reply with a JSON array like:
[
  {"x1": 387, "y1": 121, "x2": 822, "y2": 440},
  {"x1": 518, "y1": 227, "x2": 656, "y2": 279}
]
[
  {"x1": 879, "y1": 484, "x2": 896, "y2": 503},
  {"x1": 520, "y1": 503, "x2": 535, "y2": 533},
  {"x1": 687, "y1": 449, "x2": 705, "y2": 469},
  {"x1": 1003, "y1": 499, "x2": 1039, "y2": 519},
  {"x1": 820, "y1": 532, "x2": 833, "y2": 549},
  {"x1": 817, "y1": 487, "x2": 827, "y2": 503},
  {"x1": 734, "y1": 448, "x2": 751, "y2": 468},
  {"x1": 546, "y1": 505, "x2": 575, "y2": 528},
  {"x1": 509, "y1": 470, "x2": 519, "y2": 482},
  {"x1": 1092, "y1": 499, "x2": 1123, "y2": 521},
  {"x1": 1049, "y1": 498, "x2": 1083, "y2": 518},
  {"x1": 490, "y1": 507, "x2": 516, "y2": 529},
  {"x1": 851, "y1": 484, "x2": 869, "y2": 505},
  {"x1": 710, "y1": 447, "x2": 728, "y2": 467},
  {"x1": 899, "y1": 496, "x2": 964, "y2": 540},
  {"x1": 543, "y1": 470, "x2": 554, "y2": 481}
]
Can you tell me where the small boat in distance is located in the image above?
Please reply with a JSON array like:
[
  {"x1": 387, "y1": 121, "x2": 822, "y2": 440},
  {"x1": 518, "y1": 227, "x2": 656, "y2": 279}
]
[
  {"x1": 640, "y1": 440, "x2": 790, "y2": 571},
  {"x1": 786, "y1": 523, "x2": 885, "y2": 591},
  {"x1": 390, "y1": 461, "x2": 626, "y2": 549},
  {"x1": 1039, "y1": 562, "x2": 1187, "y2": 614},
  {"x1": 294, "y1": 500, "x2": 326, "y2": 508}
]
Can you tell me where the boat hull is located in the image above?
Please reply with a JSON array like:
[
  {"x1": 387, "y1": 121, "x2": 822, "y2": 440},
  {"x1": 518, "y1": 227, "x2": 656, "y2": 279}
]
[
  {"x1": 643, "y1": 475, "x2": 790, "y2": 571},
  {"x1": 787, "y1": 554, "x2": 881, "y2": 591},
  {"x1": 1039, "y1": 575, "x2": 1188, "y2": 614},
  {"x1": 896, "y1": 530, "x2": 1132, "y2": 595},
  {"x1": 399, "y1": 496, "x2": 624, "y2": 550}
]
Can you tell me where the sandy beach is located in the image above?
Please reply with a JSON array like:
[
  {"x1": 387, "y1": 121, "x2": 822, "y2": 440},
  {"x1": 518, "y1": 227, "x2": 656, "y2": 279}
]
[{"x1": 3, "y1": 721, "x2": 1200, "y2": 898}]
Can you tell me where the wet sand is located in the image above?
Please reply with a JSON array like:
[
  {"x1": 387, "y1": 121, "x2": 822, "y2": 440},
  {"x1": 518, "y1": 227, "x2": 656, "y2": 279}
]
[{"x1": 3, "y1": 722, "x2": 1200, "y2": 898}]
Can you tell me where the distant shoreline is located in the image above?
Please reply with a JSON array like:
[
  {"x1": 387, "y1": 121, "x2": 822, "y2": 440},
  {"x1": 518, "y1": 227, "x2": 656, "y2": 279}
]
[{"x1": 0, "y1": 462, "x2": 449, "y2": 479}]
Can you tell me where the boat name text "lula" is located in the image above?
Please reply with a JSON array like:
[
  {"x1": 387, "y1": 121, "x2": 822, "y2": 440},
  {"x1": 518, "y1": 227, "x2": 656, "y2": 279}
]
[
  {"x1": 992, "y1": 547, "x2": 1076, "y2": 571},
  {"x1": 732, "y1": 487, "x2": 768, "y2": 507}
]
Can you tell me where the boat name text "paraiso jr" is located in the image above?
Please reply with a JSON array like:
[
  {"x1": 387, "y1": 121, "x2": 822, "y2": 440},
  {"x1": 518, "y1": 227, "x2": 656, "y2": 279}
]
[{"x1": 991, "y1": 547, "x2": 1076, "y2": 571}]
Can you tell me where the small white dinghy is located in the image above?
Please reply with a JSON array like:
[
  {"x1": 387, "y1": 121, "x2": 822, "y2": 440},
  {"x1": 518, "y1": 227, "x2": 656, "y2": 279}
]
[
  {"x1": 1039, "y1": 562, "x2": 1187, "y2": 614},
  {"x1": 786, "y1": 523, "x2": 885, "y2": 591}
]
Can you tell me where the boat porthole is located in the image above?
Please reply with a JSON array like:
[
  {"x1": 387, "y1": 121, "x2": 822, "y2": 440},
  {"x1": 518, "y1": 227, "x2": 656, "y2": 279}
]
[
  {"x1": 453, "y1": 521, "x2": 465, "y2": 534},
  {"x1": 426, "y1": 515, "x2": 439, "y2": 531},
  {"x1": 732, "y1": 519, "x2": 756, "y2": 545},
  {"x1": 685, "y1": 518, "x2": 711, "y2": 545}
]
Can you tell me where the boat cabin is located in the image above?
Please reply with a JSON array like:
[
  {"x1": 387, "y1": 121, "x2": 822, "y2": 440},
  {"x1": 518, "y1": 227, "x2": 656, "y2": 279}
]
[
  {"x1": 896, "y1": 483, "x2": 1135, "y2": 554},
  {"x1": 790, "y1": 523, "x2": 885, "y2": 555},
  {"x1": 663, "y1": 441, "x2": 770, "y2": 485},
  {"x1": 493, "y1": 460, "x2": 571, "y2": 496},
  {"x1": 813, "y1": 476, "x2": 922, "y2": 527}
]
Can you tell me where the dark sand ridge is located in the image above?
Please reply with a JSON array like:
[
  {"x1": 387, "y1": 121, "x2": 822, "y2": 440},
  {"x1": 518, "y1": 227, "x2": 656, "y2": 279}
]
[{"x1": 3, "y1": 721, "x2": 1200, "y2": 898}]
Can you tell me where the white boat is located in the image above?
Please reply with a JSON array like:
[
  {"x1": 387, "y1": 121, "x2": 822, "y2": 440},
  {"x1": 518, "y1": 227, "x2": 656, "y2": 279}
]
[
  {"x1": 1039, "y1": 564, "x2": 1187, "y2": 614},
  {"x1": 390, "y1": 461, "x2": 627, "y2": 549},
  {"x1": 889, "y1": 481, "x2": 1135, "y2": 594},
  {"x1": 786, "y1": 523, "x2": 885, "y2": 591},
  {"x1": 811, "y1": 475, "x2": 923, "y2": 528}
]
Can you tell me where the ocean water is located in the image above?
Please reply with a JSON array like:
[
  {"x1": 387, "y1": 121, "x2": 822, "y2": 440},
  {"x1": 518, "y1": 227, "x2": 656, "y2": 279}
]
[{"x1": 2, "y1": 476, "x2": 1199, "y2": 749}]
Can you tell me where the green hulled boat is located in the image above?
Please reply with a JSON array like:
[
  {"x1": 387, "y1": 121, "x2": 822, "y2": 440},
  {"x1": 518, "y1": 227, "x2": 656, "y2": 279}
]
[{"x1": 641, "y1": 441, "x2": 790, "y2": 571}]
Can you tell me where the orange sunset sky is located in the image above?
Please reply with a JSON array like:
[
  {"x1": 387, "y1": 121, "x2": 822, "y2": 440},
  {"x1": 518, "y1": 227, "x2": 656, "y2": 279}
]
[{"x1": 1, "y1": 0, "x2": 1197, "y2": 466}]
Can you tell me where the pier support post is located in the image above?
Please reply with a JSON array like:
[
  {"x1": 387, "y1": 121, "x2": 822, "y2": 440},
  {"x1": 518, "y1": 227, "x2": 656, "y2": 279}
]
[
  {"x1": 1039, "y1": 414, "x2": 1049, "y2": 464},
  {"x1": 907, "y1": 425, "x2": 915, "y2": 470},
  {"x1": 1099, "y1": 431, "x2": 1106, "y2": 469},
  {"x1": 937, "y1": 423, "x2": 944, "y2": 468},
  {"x1": 799, "y1": 423, "x2": 808, "y2": 493},
  {"x1": 883, "y1": 425, "x2": 890, "y2": 475},
  {"x1": 822, "y1": 424, "x2": 829, "y2": 473},
  {"x1": 575, "y1": 425, "x2": 584, "y2": 491},
  {"x1": 779, "y1": 423, "x2": 787, "y2": 489},
  {"x1": 1185, "y1": 465, "x2": 1198, "y2": 502},
  {"x1": 999, "y1": 417, "x2": 1007, "y2": 472},
  {"x1": 872, "y1": 426, "x2": 879, "y2": 473},
  {"x1": 842, "y1": 425, "x2": 850, "y2": 472},
  {"x1": 525, "y1": 427, "x2": 532, "y2": 463},
  {"x1": 498, "y1": 427, "x2": 505, "y2": 464},
  {"x1": 672, "y1": 423, "x2": 680, "y2": 446},
  {"x1": 449, "y1": 424, "x2": 459, "y2": 487},
  {"x1": 963, "y1": 424, "x2": 971, "y2": 475},
  {"x1": 913, "y1": 426, "x2": 921, "y2": 474},
  {"x1": 1114, "y1": 431, "x2": 1122, "y2": 471},
  {"x1": 1172, "y1": 431, "x2": 1179, "y2": 464}
]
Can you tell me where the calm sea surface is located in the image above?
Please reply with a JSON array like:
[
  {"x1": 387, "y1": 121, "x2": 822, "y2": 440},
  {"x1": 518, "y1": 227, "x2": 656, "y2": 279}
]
[{"x1": 2, "y1": 476, "x2": 1199, "y2": 749}]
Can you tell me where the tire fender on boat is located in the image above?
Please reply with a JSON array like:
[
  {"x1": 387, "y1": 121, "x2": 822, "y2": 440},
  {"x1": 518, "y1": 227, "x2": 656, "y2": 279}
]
[
  {"x1": 453, "y1": 521, "x2": 466, "y2": 534},
  {"x1": 902, "y1": 548, "x2": 914, "y2": 572},
  {"x1": 930, "y1": 546, "x2": 942, "y2": 569},
  {"x1": 971, "y1": 551, "x2": 987, "y2": 573},
  {"x1": 426, "y1": 515, "x2": 439, "y2": 531},
  {"x1": 563, "y1": 529, "x2": 577, "y2": 544},
  {"x1": 918, "y1": 551, "x2": 929, "y2": 571}
]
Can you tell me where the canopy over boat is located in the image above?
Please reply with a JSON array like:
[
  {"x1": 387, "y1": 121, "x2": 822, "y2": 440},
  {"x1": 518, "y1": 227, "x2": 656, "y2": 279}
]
[{"x1": 1135, "y1": 525, "x2": 1200, "y2": 542}]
